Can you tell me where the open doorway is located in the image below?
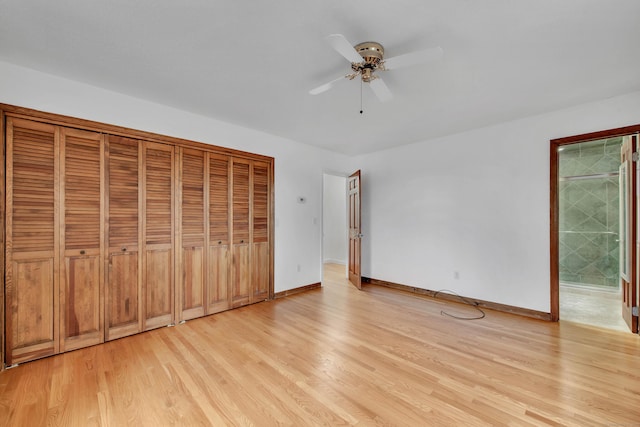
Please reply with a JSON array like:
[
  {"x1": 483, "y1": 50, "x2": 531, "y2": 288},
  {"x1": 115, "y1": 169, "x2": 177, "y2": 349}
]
[
  {"x1": 322, "y1": 173, "x2": 348, "y2": 281},
  {"x1": 551, "y1": 125, "x2": 640, "y2": 333},
  {"x1": 557, "y1": 137, "x2": 627, "y2": 331}
]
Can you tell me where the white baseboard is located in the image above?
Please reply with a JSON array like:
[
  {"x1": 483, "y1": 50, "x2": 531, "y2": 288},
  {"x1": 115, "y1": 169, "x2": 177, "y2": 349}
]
[{"x1": 323, "y1": 259, "x2": 346, "y2": 265}]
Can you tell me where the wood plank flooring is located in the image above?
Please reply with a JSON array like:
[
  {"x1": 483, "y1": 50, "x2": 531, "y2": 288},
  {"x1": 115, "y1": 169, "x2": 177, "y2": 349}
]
[{"x1": 1, "y1": 263, "x2": 639, "y2": 426}]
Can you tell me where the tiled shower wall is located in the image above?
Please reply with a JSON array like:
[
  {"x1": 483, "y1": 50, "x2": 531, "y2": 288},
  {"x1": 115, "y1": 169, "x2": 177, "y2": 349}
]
[{"x1": 559, "y1": 137, "x2": 622, "y2": 288}]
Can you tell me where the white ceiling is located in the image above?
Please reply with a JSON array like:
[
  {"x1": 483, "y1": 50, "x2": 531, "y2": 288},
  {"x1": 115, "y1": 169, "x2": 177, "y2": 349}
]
[{"x1": 1, "y1": 1, "x2": 639, "y2": 155}]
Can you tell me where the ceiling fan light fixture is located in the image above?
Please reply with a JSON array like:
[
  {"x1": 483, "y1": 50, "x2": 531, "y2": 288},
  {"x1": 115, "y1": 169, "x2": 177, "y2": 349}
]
[{"x1": 361, "y1": 68, "x2": 373, "y2": 82}]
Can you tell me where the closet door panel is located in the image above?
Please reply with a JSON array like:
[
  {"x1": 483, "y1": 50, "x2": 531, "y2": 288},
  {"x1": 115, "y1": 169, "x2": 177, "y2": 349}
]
[
  {"x1": 107, "y1": 138, "x2": 139, "y2": 247},
  {"x1": 208, "y1": 154, "x2": 230, "y2": 313},
  {"x1": 10, "y1": 257, "x2": 55, "y2": 364},
  {"x1": 182, "y1": 247, "x2": 205, "y2": 319},
  {"x1": 231, "y1": 159, "x2": 250, "y2": 307},
  {"x1": 5, "y1": 118, "x2": 58, "y2": 364},
  {"x1": 179, "y1": 148, "x2": 206, "y2": 321},
  {"x1": 62, "y1": 255, "x2": 101, "y2": 350},
  {"x1": 208, "y1": 246, "x2": 229, "y2": 313},
  {"x1": 252, "y1": 162, "x2": 269, "y2": 244},
  {"x1": 209, "y1": 155, "x2": 230, "y2": 244},
  {"x1": 144, "y1": 247, "x2": 173, "y2": 329},
  {"x1": 232, "y1": 160, "x2": 250, "y2": 243},
  {"x1": 252, "y1": 243, "x2": 270, "y2": 302},
  {"x1": 231, "y1": 244, "x2": 250, "y2": 307},
  {"x1": 251, "y1": 162, "x2": 270, "y2": 302},
  {"x1": 105, "y1": 136, "x2": 141, "y2": 341},
  {"x1": 107, "y1": 252, "x2": 139, "y2": 338},
  {"x1": 142, "y1": 142, "x2": 174, "y2": 330},
  {"x1": 59, "y1": 128, "x2": 104, "y2": 352}
]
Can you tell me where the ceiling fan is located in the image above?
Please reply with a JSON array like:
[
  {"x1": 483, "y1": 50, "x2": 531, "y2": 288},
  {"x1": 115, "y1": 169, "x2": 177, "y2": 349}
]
[{"x1": 309, "y1": 34, "x2": 443, "y2": 103}]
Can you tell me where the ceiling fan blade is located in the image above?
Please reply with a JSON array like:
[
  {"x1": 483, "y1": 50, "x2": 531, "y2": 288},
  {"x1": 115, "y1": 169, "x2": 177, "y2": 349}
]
[
  {"x1": 369, "y1": 77, "x2": 393, "y2": 102},
  {"x1": 309, "y1": 75, "x2": 347, "y2": 95},
  {"x1": 326, "y1": 34, "x2": 363, "y2": 63},
  {"x1": 383, "y1": 46, "x2": 443, "y2": 70}
]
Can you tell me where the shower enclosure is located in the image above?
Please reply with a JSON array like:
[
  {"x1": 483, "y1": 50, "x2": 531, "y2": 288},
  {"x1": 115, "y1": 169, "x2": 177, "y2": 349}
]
[{"x1": 558, "y1": 137, "x2": 622, "y2": 289}]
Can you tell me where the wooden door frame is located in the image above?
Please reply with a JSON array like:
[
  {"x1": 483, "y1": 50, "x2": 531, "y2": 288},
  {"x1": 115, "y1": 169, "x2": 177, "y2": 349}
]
[
  {"x1": 0, "y1": 109, "x2": 4, "y2": 371},
  {"x1": 620, "y1": 135, "x2": 638, "y2": 332},
  {"x1": 550, "y1": 124, "x2": 640, "y2": 323},
  {"x1": 348, "y1": 170, "x2": 362, "y2": 290}
]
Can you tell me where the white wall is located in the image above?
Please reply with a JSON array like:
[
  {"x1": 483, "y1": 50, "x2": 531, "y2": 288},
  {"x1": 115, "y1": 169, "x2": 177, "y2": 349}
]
[
  {"x1": 0, "y1": 60, "x2": 353, "y2": 293},
  {"x1": 322, "y1": 174, "x2": 347, "y2": 264},
  {"x1": 3, "y1": 59, "x2": 640, "y2": 312},
  {"x1": 356, "y1": 90, "x2": 640, "y2": 313}
]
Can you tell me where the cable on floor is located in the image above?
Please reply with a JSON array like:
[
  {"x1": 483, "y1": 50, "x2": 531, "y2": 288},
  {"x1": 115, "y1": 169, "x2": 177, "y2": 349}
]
[{"x1": 433, "y1": 289, "x2": 486, "y2": 320}]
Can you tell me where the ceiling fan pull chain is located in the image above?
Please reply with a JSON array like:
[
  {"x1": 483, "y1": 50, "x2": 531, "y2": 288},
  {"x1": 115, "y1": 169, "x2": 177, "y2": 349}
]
[{"x1": 360, "y1": 78, "x2": 363, "y2": 114}]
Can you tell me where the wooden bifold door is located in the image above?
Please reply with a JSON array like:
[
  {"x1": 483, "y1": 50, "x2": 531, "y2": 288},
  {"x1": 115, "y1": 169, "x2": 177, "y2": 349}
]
[
  {"x1": 4, "y1": 112, "x2": 273, "y2": 366},
  {"x1": 176, "y1": 149, "x2": 235, "y2": 321},
  {"x1": 229, "y1": 159, "x2": 270, "y2": 308},
  {"x1": 174, "y1": 150, "x2": 270, "y2": 320},
  {"x1": 6, "y1": 118, "x2": 60, "y2": 364},
  {"x1": 5, "y1": 119, "x2": 105, "y2": 363},
  {"x1": 105, "y1": 135, "x2": 141, "y2": 341},
  {"x1": 59, "y1": 128, "x2": 105, "y2": 353}
]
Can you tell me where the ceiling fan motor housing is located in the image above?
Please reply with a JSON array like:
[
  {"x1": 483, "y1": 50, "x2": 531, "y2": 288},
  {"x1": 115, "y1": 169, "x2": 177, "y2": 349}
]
[{"x1": 352, "y1": 41, "x2": 384, "y2": 82}]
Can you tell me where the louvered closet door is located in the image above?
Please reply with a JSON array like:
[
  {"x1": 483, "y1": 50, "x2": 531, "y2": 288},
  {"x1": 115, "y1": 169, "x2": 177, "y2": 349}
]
[
  {"x1": 179, "y1": 148, "x2": 206, "y2": 321},
  {"x1": 231, "y1": 158, "x2": 251, "y2": 307},
  {"x1": 208, "y1": 153, "x2": 231, "y2": 314},
  {"x1": 251, "y1": 161, "x2": 270, "y2": 303},
  {"x1": 105, "y1": 136, "x2": 141, "y2": 341},
  {"x1": 59, "y1": 128, "x2": 104, "y2": 352},
  {"x1": 143, "y1": 142, "x2": 175, "y2": 330},
  {"x1": 5, "y1": 118, "x2": 59, "y2": 365}
]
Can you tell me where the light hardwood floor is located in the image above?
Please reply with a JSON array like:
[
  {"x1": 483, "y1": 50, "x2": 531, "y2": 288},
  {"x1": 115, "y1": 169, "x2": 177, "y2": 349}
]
[{"x1": 1, "y1": 263, "x2": 639, "y2": 426}]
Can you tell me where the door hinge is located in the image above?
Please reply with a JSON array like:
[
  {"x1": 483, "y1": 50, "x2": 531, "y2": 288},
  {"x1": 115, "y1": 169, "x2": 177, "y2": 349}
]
[
  {"x1": 632, "y1": 306, "x2": 639, "y2": 317},
  {"x1": 632, "y1": 152, "x2": 639, "y2": 162}
]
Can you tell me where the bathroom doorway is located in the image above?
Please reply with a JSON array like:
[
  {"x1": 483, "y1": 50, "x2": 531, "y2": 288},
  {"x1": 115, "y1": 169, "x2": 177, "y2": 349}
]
[
  {"x1": 557, "y1": 137, "x2": 626, "y2": 331},
  {"x1": 551, "y1": 125, "x2": 640, "y2": 333}
]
